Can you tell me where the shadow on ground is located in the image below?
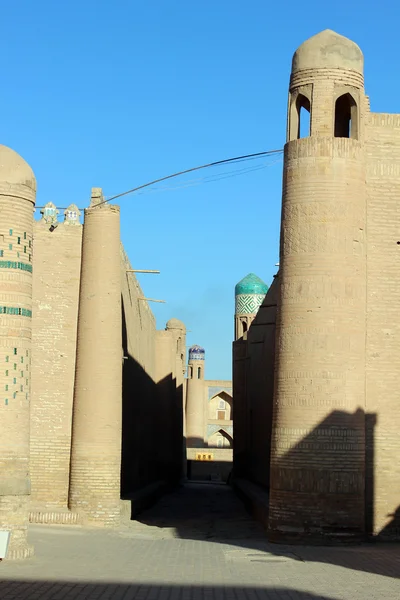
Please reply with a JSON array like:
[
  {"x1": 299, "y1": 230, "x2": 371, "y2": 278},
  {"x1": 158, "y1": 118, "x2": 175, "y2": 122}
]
[
  {"x1": 135, "y1": 482, "x2": 400, "y2": 580},
  {"x1": 0, "y1": 581, "x2": 357, "y2": 600}
]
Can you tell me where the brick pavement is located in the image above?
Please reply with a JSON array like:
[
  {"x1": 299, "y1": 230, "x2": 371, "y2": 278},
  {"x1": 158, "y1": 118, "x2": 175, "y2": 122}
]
[{"x1": 0, "y1": 483, "x2": 399, "y2": 599}]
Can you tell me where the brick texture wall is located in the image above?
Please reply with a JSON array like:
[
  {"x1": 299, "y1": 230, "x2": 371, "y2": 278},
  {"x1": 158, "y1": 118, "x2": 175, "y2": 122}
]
[
  {"x1": 365, "y1": 113, "x2": 400, "y2": 538},
  {"x1": 232, "y1": 278, "x2": 277, "y2": 488},
  {"x1": 30, "y1": 219, "x2": 82, "y2": 511},
  {"x1": 0, "y1": 169, "x2": 36, "y2": 558},
  {"x1": 28, "y1": 209, "x2": 183, "y2": 523},
  {"x1": 120, "y1": 248, "x2": 184, "y2": 495}
]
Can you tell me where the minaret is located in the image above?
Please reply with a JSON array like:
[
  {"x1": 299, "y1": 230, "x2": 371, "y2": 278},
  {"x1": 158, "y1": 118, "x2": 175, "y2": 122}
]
[
  {"x1": 69, "y1": 188, "x2": 122, "y2": 526},
  {"x1": 234, "y1": 273, "x2": 269, "y2": 340},
  {"x1": 268, "y1": 30, "x2": 367, "y2": 543},
  {"x1": 185, "y1": 345, "x2": 205, "y2": 448},
  {"x1": 0, "y1": 145, "x2": 36, "y2": 559}
]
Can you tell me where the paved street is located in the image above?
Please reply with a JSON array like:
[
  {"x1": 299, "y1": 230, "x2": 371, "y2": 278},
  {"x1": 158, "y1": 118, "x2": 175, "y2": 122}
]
[{"x1": 0, "y1": 483, "x2": 399, "y2": 599}]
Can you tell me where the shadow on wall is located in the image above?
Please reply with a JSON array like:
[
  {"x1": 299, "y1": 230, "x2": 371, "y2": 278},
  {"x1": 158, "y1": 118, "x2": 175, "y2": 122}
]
[
  {"x1": 232, "y1": 276, "x2": 400, "y2": 544},
  {"x1": 186, "y1": 461, "x2": 232, "y2": 483},
  {"x1": 120, "y1": 297, "x2": 183, "y2": 502},
  {"x1": 269, "y1": 408, "x2": 400, "y2": 543},
  {"x1": 186, "y1": 437, "x2": 204, "y2": 448},
  {"x1": 186, "y1": 437, "x2": 233, "y2": 482},
  {"x1": 233, "y1": 277, "x2": 278, "y2": 490},
  {"x1": 0, "y1": 581, "x2": 347, "y2": 600}
]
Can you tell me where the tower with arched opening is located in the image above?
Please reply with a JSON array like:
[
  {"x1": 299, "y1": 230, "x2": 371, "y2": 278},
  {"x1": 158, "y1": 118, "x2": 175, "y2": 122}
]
[{"x1": 268, "y1": 30, "x2": 367, "y2": 543}]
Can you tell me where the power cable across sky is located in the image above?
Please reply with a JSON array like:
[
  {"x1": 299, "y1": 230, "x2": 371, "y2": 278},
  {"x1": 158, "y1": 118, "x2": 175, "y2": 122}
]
[{"x1": 35, "y1": 148, "x2": 283, "y2": 210}]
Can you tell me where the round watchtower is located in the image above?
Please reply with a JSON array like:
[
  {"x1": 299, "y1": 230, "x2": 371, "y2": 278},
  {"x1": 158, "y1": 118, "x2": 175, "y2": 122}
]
[
  {"x1": 0, "y1": 145, "x2": 36, "y2": 559},
  {"x1": 268, "y1": 30, "x2": 367, "y2": 544}
]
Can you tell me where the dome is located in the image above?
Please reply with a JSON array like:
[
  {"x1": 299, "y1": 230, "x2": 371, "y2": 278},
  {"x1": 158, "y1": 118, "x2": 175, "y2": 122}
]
[
  {"x1": 189, "y1": 345, "x2": 205, "y2": 361},
  {"x1": 292, "y1": 30, "x2": 363, "y2": 74},
  {"x1": 166, "y1": 318, "x2": 186, "y2": 331},
  {"x1": 235, "y1": 273, "x2": 269, "y2": 296},
  {"x1": 0, "y1": 145, "x2": 36, "y2": 191}
]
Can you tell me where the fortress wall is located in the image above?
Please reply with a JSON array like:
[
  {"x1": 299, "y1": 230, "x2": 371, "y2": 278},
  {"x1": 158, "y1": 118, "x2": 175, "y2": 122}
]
[
  {"x1": 154, "y1": 331, "x2": 177, "y2": 480},
  {"x1": 121, "y1": 246, "x2": 156, "y2": 379},
  {"x1": 120, "y1": 244, "x2": 159, "y2": 495},
  {"x1": 30, "y1": 218, "x2": 82, "y2": 512},
  {"x1": 121, "y1": 247, "x2": 184, "y2": 494},
  {"x1": 232, "y1": 337, "x2": 248, "y2": 478},
  {"x1": 0, "y1": 157, "x2": 36, "y2": 559},
  {"x1": 245, "y1": 278, "x2": 278, "y2": 488},
  {"x1": 365, "y1": 114, "x2": 400, "y2": 538},
  {"x1": 232, "y1": 280, "x2": 278, "y2": 488},
  {"x1": 29, "y1": 207, "x2": 183, "y2": 518},
  {"x1": 269, "y1": 135, "x2": 367, "y2": 543}
]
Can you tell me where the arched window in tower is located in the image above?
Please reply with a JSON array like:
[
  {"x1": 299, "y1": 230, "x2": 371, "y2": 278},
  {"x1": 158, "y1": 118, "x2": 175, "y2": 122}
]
[
  {"x1": 242, "y1": 320, "x2": 248, "y2": 335},
  {"x1": 188, "y1": 365, "x2": 193, "y2": 379},
  {"x1": 289, "y1": 94, "x2": 311, "y2": 141},
  {"x1": 334, "y1": 93, "x2": 358, "y2": 139},
  {"x1": 197, "y1": 367, "x2": 201, "y2": 379}
]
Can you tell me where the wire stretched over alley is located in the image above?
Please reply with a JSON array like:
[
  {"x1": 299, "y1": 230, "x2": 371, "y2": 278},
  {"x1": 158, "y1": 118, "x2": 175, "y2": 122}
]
[
  {"x1": 94, "y1": 148, "x2": 283, "y2": 207},
  {"x1": 127, "y1": 157, "x2": 282, "y2": 198},
  {"x1": 35, "y1": 148, "x2": 283, "y2": 210}
]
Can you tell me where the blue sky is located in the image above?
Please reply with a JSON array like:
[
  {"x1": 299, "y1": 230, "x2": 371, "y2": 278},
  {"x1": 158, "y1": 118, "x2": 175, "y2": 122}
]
[{"x1": 2, "y1": 1, "x2": 399, "y2": 379}]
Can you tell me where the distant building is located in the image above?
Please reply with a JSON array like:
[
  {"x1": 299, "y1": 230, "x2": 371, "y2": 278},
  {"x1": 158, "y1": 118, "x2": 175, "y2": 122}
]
[{"x1": 186, "y1": 345, "x2": 232, "y2": 482}]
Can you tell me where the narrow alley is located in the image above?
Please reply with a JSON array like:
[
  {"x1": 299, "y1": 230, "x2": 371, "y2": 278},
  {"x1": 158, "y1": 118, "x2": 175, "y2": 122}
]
[{"x1": 1, "y1": 483, "x2": 399, "y2": 600}]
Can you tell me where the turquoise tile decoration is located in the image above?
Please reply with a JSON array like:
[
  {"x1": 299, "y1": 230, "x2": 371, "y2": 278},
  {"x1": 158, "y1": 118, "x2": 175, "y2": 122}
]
[
  {"x1": 0, "y1": 307, "x2": 32, "y2": 317},
  {"x1": 235, "y1": 273, "x2": 269, "y2": 314},
  {"x1": 0, "y1": 261, "x2": 32, "y2": 272}
]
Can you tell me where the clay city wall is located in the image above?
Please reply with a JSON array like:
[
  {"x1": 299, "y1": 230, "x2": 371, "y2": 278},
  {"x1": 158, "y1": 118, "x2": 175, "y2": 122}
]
[
  {"x1": 365, "y1": 113, "x2": 400, "y2": 538},
  {"x1": 120, "y1": 246, "x2": 184, "y2": 496},
  {"x1": 232, "y1": 276, "x2": 278, "y2": 489},
  {"x1": 28, "y1": 205, "x2": 183, "y2": 523},
  {"x1": 232, "y1": 111, "x2": 400, "y2": 540},
  {"x1": 30, "y1": 215, "x2": 83, "y2": 515}
]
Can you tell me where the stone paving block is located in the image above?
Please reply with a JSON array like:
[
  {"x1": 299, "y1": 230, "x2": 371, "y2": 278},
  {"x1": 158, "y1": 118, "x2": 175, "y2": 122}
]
[{"x1": 0, "y1": 484, "x2": 399, "y2": 599}]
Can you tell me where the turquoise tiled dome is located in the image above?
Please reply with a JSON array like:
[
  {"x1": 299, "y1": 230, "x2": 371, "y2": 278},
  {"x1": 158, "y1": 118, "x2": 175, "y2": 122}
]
[{"x1": 235, "y1": 273, "x2": 269, "y2": 296}]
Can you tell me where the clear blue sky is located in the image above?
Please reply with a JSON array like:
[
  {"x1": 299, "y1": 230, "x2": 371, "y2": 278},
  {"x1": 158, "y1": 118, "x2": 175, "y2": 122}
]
[{"x1": 2, "y1": 1, "x2": 399, "y2": 379}]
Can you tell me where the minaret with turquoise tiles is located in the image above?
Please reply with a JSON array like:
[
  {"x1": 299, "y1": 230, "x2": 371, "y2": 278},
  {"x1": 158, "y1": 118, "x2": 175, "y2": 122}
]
[
  {"x1": 0, "y1": 144, "x2": 36, "y2": 559},
  {"x1": 234, "y1": 273, "x2": 269, "y2": 340}
]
